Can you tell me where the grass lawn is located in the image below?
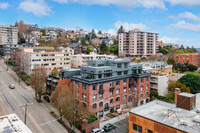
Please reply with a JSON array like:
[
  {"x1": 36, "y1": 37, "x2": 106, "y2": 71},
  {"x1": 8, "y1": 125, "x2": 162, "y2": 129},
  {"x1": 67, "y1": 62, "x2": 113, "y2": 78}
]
[
  {"x1": 172, "y1": 69, "x2": 179, "y2": 73},
  {"x1": 184, "y1": 71, "x2": 200, "y2": 75}
]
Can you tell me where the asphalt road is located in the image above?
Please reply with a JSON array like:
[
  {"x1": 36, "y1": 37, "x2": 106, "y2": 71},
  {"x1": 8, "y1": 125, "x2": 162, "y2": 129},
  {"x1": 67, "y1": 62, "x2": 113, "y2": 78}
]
[
  {"x1": 109, "y1": 118, "x2": 128, "y2": 133},
  {"x1": 0, "y1": 60, "x2": 68, "y2": 133}
]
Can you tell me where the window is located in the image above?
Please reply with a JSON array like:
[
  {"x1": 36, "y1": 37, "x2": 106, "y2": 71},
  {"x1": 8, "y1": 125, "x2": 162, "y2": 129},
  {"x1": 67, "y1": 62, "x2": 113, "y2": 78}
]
[
  {"x1": 124, "y1": 71, "x2": 128, "y2": 75},
  {"x1": 129, "y1": 87, "x2": 131, "y2": 91},
  {"x1": 146, "y1": 85, "x2": 148, "y2": 90},
  {"x1": 93, "y1": 86, "x2": 96, "y2": 91},
  {"x1": 82, "y1": 102, "x2": 87, "y2": 108},
  {"x1": 134, "y1": 86, "x2": 137, "y2": 91},
  {"x1": 116, "y1": 97, "x2": 120, "y2": 102},
  {"x1": 116, "y1": 81, "x2": 120, "y2": 86},
  {"x1": 99, "y1": 101, "x2": 103, "y2": 107},
  {"x1": 132, "y1": 123, "x2": 142, "y2": 133},
  {"x1": 82, "y1": 85, "x2": 86, "y2": 91},
  {"x1": 146, "y1": 92, "x2": 149, "y2": 97},
  {"x1": 110, "y1": 99, "x2": 113, "y2": 104},
  {"x1": 117, "y1": 63, "x2": 122, "y2": 68},
  {"x1": 93, "y1": 94, "x2": 97, "y2": 101},
  {"x1": 123, "y1": 79, "x2": 127, "y2": 84},
  {"x1": 99, "y1": 93, "x2": 103, "y2": 98},
  {"x1": 124, "y1": 63, "x2": 128, "y2": 68},
  {"x1": 128, "y1": 95, "x2": 132, "y2": 102},
  {"x1": 140, "y1": 86, "x2": 143, "y2": 91},
  {"x1": 141, "y1": 78, "x2": 143, "y2": 84},
  {"x1": 76, "y1": 82, "x2": 79, "y2": 88},
  {"x1": 123, "y1": 95, "x2": 127, "y2": 100},
  {"x1": 82, "y1": 93, "x2": 86, "y2": 99},
  {"x1": 123, "y1": 87, "x2": 127, "y2": 92},
  {"x1": 148, "y1": 130, "x2": 153, "y2": 133},
  {"x1": 116, "y1": 89, "x2": 120, "y2": 94},
  {"x1": 110, "y1": 91, "x2": 113, "y2": 96},
  {"x1": 110, "y1": 82, "x2": 113, "y2": 87},
  {"x1": 140, "y1": 93, "x2": 143, "y2": 99},
  {"x1": 93, "y1": 103, "x2": 97, "y2": 109},
  {"x1": 117, "y1": 71, "x2": 122, "y2": 76},
  {"x1": 98, "y1": 74, "x2": 102, "y2": 79},
  {"x1": 146, "y1": 77, "x2": 148, "y2": 82}
]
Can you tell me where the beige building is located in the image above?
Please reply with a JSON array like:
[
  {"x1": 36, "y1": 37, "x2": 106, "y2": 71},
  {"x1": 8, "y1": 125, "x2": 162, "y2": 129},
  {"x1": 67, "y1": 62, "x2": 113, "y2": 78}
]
[
  {"x1": 0, "y1": 25, "x2": 18, "y2": 45},
  {"x1": 118, "y1": 29, "x2": 158, "y2": 57},
  {"x1": 71, "y1": 52, "x2": 117, "y2": 68},
  {"x1": 20, "y1": 48, "x2": 71, "y2": 75}
]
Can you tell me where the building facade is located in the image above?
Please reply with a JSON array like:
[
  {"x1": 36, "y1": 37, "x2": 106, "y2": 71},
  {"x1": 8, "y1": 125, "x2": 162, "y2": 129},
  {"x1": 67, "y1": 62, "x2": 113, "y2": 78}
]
[
  {"x1": 173, "y1": 53, "x2": 200, "y2": 67},
  {"x1": 150, "y1": 74, "x2": 168, "y2": 96},
  {"x1": 118, "y1": 29, "x2": 158, "y2": 57},
  {"x1": 140, "y1": 61, "x2": 173, "y2": 77},
  {"x1": 72, "y1": 59, "x2": 151, "y2": 117},
  {"x1": 71, "y1": 52, "x2": 117, "y2": 68}
]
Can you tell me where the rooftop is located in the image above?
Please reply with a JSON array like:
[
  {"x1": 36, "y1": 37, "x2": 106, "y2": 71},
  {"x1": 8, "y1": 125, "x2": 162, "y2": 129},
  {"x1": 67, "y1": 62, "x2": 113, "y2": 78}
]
[
  {"x1": 179, "y1": 93, "x2": 195, "y2": 98},
  {"x1": 130, "y1": 95, "x2": 200, "y2": 133},
  {"x1": 0, "y1": 114, "x2": 32, "y2": 133}
]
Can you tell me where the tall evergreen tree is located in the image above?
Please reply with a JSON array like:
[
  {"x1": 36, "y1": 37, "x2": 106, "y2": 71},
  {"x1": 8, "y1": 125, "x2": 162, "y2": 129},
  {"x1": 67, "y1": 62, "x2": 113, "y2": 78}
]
[{"x1": 117, "y1": 25, "x2": 125, "y2": 34}]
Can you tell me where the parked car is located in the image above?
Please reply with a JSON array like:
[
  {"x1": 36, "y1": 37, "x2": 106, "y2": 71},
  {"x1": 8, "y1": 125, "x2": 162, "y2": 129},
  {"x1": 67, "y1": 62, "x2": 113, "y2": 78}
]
[
  {"x1": 103, "y1": 123, "x2": 116, "y2": 132},
  {"x1": 91, "y1": 128, "x2": 104, "y2": 133},
  {"x1": 9, "y1": 84, "x2": 15, "y2": 89}
]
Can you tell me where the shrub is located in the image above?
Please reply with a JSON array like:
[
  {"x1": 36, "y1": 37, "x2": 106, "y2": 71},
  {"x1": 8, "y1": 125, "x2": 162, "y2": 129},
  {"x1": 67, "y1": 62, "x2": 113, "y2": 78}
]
[
  {"x1": 81, "y1": 129, "x2": 86, "y2": 133},
  {"x1": 87, "y1": 114, "x2": 97, "y2": 123},
  {"x1": 75, "y1": 121, "x2": 81, "y2": 130},
  {"x1": 50, "y1": 110, "x2": 54, "y2": 114},
  {"x1": 44, "y1": 94, "x2": 50, "y2": 102}
]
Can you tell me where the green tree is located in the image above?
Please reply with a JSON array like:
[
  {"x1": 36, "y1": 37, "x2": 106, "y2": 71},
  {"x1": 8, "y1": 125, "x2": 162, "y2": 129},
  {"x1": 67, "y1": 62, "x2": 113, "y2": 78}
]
[
  {"x1": 85, "y1": 34, "x2": 90, "y2": 42},
  {"x1": 188, "y1": 64, "x2": 198, "y2": 71},
  {"x1": 167, "y1": 56, "x2": 176, "y2": 68},
  {"x1": 178, "y1": 74, "x2": 200, "y2": 94},
  {"x1": 57, "y1": 31, "x2": 61, "y2": 37},
  {"x1": 86, "y1": 46, "x2": 93, "y2": 54},
  {"x1": 40, "y1": 29, "x2": 46, "y2": 36},
  {"x1": 19, "y1": 37, "x2": 25, "y2": 44},
  {"x1": 99, "y1": 40, "x2": 108, "y2": 54},
  {"x1": 51, "y1": 67, "x2": 59, "y2": 77},
  {"x1": 158, "y1": 46, "x2": 169, "y2": 54},
  {"x1": 81, "y1": 37, "x2": 87, "y2": 45},
  {"x1": 98, "y1": 30, "x2": 102, "y2": 35},
  {"x1": 91, "y1": 29, "x2": 97, "y2": 39},
  {"x1": 109, "y1": 44, "x2": 118, "y2": 55},
  {"x1": 117, "y1": 25, "x2": 124, "y2": 34}
]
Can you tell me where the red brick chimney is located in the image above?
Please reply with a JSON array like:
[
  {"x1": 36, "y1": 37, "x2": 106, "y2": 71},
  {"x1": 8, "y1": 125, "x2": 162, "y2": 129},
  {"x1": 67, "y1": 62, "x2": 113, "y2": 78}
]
[{"x1": 175, "y1": 88, "x2": 181, "y2": 104}]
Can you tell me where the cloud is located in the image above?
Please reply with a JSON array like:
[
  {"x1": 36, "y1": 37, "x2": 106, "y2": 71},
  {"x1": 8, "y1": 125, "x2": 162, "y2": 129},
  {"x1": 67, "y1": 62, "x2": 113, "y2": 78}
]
[
  {"x1": 19, "y1": 0, "x2": 52, "y2": 17},
  {"x1": 170, "y1": 20, "x2": 200, "y2": 32},
  {"x1": 63, "y1": 0, "x2": 166, "y2": 10},
  {"x1": 169, "y1": 12, "x2": 200, "y2": 22},
  {"x1": 159, "y1": 36, "x2": 180, "y2": 43},
  {"x1": 165, "y1": 0, "x2": 200, "y2": 7},
  {"x1": 53, "y1": 0, "x2": 68, "y2": 3},
  {"x1": 114, "y1": 21, "x2": 149, "y2": 31},
  {"x1": 107, "y1": 29, "x2": 117, "y2": 35},
  {"x1": 0, "y1": 2, "x2": 9, "y2": 9}
]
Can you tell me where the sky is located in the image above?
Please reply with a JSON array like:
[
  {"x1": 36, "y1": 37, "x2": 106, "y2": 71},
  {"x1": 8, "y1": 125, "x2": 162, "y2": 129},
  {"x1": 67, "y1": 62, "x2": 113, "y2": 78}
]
[{"x1": 0, "y1": 0, "x2": 200, "y2": 48}]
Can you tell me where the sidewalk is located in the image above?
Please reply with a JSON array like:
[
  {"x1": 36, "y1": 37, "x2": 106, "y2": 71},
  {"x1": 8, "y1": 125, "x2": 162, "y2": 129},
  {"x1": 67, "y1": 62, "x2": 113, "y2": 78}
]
[{"x1": 100, "y1": 112, "x2": 129, "y2": 128}]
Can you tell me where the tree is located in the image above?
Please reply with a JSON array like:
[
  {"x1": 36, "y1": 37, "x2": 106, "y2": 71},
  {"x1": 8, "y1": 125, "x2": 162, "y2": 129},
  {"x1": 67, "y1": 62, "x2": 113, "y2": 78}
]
[
  {"x1": 50, "y1": 67, "x2": 59, "y2": 77},
  {"x1": 49, "y1": 39, "x2": 60, "y2": 51},
  {"x1": 167, "y1": 56, "x2": 176, "y2": 68},
  {"x1": 91, "y1": 29, "x2": 97, "y2": 39},
  {"x1": 17, "y1": 20, "x2": 29, "y2": 38},
  {"x1": 98, "y1": 30, "x2": 102, "y2": 35},
  {"x1": 57, "y1": 31, "x2": 61, "y2": 37},
  {"x1": 109, "y1": 44, "x2": 118, "y2": 55},
  {"x1": 158, "y1": 46, "x2": 169, "y2": 54},
  {"x1": 40, "y1": 29, "x2": 46, "y2": 36},
  {"x1": 168, "y1": 82, "x2": 190, "y2": 93},
  {"x1": 180, "y1": 45, "x2": 184, "y2": 49},
  {"x1": 81, "y1": 37, "x2": 87, "y2": 45},
  {"x1": 178, "y1": 74, "x2": 200, "y2": 94},
  {"x1": 188, "y1": 64, "x2": 198, "y2": 71},
  {"x1": 86, "y1": 46, "x2": 93, "y2": 54},
  {"x1": 85, "y1": 34, "x2": 90, "y2": 42},
  {"x1": 117, "y1": 25, "x2": 124, "y2": 34},
  {"x1": 30, "y1": 65, "x2": 47, "y2": 102},
  {"x1": 99, "y1": 40, "x2": 108, "y2": 54},
  {"x1": 19, "y1": 37, "x2": 25, "y2": 44}
]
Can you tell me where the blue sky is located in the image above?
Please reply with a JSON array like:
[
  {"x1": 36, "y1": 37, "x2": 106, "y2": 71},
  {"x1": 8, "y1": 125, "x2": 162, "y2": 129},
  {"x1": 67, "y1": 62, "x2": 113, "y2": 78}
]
[{"x1": 0, "y1": 0, "x2": 200, "y2": 47}]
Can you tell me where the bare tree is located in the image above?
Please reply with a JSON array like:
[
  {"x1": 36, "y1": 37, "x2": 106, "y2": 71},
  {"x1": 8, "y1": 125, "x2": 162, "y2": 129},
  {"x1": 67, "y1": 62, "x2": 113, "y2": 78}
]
[
  {"x1": 17, "y1": 20, "x2": 29, "y2": 38},
  {"x1": 30, "y1": 65, "x2": 47, "y2": 102},
  {"x1": 49, "y1": 39, "x2": 60, "y2": 51}
]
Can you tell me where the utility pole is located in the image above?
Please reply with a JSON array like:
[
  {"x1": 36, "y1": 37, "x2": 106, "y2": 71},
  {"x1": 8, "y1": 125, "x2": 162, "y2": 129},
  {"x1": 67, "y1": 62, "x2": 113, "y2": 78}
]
[
  {"x1": 19, "y1": 103, "x2": 33, "y2": 124},
  {"x1": 6, "y1": 56, "x2": 8, "y2": 71}
]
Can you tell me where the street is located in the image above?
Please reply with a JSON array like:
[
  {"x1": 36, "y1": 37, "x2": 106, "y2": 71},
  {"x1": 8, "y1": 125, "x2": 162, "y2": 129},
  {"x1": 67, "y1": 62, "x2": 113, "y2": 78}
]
[
  {"x1": 0, "y1": 60, "x2": 68, "y2": 133},
  {"x1": 109, "y1": 118, "x2": 129, "y2": 133}
]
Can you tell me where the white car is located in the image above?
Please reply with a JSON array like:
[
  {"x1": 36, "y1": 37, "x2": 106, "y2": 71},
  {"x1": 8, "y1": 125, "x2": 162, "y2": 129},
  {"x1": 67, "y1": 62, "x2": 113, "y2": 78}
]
[
  {"x1": 91, "y1": 128, "x2": 104, "y2": 133},
  {"x1": 9, "y1": 84, "x2": 15, "y2": 89}
]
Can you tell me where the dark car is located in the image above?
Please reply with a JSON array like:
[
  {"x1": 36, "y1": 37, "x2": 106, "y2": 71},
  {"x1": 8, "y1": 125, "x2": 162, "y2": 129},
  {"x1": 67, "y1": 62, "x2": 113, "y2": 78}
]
[
  {"x1": 103, "y1": 123, "x2": 116, "y2": 132},
  {"x1": 9, "y1": 84, "x2": 15, "y2": 89}
]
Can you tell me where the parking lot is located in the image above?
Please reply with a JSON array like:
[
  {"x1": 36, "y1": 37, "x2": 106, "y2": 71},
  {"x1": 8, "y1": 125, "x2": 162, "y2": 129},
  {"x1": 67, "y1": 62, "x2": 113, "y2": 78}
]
[{"x1": 105, "y1": 118, "x2": 128, "y2": 133}]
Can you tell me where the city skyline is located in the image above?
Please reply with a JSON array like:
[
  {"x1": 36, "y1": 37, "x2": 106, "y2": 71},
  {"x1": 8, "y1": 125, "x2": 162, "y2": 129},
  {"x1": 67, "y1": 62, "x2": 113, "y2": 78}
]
[{"x1": 1, "y1": 0, "x2": 200, "y2": 47}]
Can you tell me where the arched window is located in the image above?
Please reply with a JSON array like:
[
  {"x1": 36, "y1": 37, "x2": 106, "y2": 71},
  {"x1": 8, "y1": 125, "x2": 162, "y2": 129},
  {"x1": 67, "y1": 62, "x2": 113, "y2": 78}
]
[
  {"x1": 116, "y1": 97, "x2": 120, "y2": 102},
  {"x1": 146, "y1": 92, "x2": 149, "y2": 97},
  {"x1": 93, "y1": 103, "x2": 97, "y2": 109},
  {"x1": 128, "y1": 95, "x2": 132, "y2": 102},
  {"x1": 99, "y1": 101, "x2": 103, "y2": 107},
  {"x1": 123, "y1": 95, "x2": 127, "y2": 100},
  {"x1": 140, "y1": 93, "x2": 143, "y2": 99},
  {"x1": 110, "y1": 99, "x2": 113, "y2": 104},
  {"x1": 82, "y1": 102, "x2": 87, "y2": 108}
]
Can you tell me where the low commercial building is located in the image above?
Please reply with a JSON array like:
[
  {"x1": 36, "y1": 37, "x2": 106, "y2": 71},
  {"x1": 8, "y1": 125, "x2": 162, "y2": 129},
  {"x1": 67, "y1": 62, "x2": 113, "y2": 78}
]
[
  {"x1": 71, "y1": 52, "x2": 117, "y2": 68},
  {"x1": 129, "y1": 92, "x2": 200, "y2": 133},
  {"x1": 150, "y1": 74, "x2": 168, "y2": 96},
  {"x1": 173, "y1": 53, "x2": 200, "y2": 67},
  {"x1": 140, "y1": 61, "x2": 173, "y2": 77},
  {"x1": 0, "y1": 113, "x2": 32, "y2": 133},
  {"x1": 72, "y1": 59, "x2": 151, "y2": 117}
]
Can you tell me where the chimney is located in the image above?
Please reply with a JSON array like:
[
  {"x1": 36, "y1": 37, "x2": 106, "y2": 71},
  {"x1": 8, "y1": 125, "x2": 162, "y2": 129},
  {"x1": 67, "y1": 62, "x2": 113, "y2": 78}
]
[
  {"x1": 177, "y1": 93, "x2": 196, "y2": 111},
  {"x1": 175, "y1": 88, "x2": 181, "y2": 104}
]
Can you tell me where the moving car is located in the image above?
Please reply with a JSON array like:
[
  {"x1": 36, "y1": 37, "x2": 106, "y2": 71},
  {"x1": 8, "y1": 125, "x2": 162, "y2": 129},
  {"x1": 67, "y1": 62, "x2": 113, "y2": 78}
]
[
  {"x1": 91, "y1": 128, "x2": 104, "y2": 133},
  {"x1": 9, "y1": 84, "x2": 15, "y2": 89},
  {"x1": 103, "y1": 123, "x2": 116, "y2": 132}
]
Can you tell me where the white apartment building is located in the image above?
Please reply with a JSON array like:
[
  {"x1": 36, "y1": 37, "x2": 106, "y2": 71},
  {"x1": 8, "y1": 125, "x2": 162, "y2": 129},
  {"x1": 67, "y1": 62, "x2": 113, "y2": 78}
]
[
  {"x1": 21, "y1": 48, "x2": 71, "y2": 75},
  {"x1": 150, "y1": 74, "x2": 168, "y2": 96},
  {"x1": 0, "y1": 25, "x2": 18, "y2": 45},
  {"x1": 118, "y1": 29, "x2": 158, "y2": 57},
  {"x1": 71, "y1": 52, "x2": 117, "y2": 68}
]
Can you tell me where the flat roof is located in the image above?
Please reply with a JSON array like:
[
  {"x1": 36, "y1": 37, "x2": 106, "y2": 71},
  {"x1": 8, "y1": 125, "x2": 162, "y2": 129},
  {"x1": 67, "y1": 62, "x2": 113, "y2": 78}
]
[
  {"x1": 0, "y1": 114, "x2": 32, "y2": 133},
  {"x1": 179, "y1": 93, "x2": 195, "y2": 98},
  {"x1": 130, "y1": 95, "x2": 200, "y2": 133},
  {"x1": 11, "y1": 47, "x2": 54, "y2": 50}
]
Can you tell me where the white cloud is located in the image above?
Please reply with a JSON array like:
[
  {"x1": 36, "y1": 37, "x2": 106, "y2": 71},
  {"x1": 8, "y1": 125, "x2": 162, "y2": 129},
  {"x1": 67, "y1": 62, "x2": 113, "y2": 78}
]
[
  {"x1": 53, "y1": 0, "x2": 68, "y2": 3},
  {"x1": 0, "y1": 2, "x2": 9, "y2": 9},
  {"x1": 170, "y1": 20, "x2": 200, "y2": 32},
  {"x1": 165, "y1": 0, "x2": 200, "y2": 7},
  {"x1": 107, "y1": 29, "x2": 116, "y2": 35},
  {"x1": 64, "y1": 0, "x2": 166, "y2": 10},
  {"x1": 114, "y1": 21, "x2": 149, "y2": 31},
  {"x1": 159, "y1": 36, "x2": 180, "y2": 43},
  {"x1": 19, "y1": 0, "x2": 52, "y2": 17},
  {"x1": 169, "y1": 12, "x2": 200, "y2": 22}
]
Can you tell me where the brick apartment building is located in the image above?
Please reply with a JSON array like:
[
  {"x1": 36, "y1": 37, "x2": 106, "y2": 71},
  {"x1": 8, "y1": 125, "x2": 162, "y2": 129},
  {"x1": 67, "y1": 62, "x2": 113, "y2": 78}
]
[
  {"x1": 118, "y1": 29, "x2": 158, "y2": 58},
  {"x1": 129, "y1": 92, "x2": 200, "y2": 133},
  {"x1": 72, "y1": 59, "x2": 151, "y2": 117},
  {"x1": 173, "y1": 53, "x2": 200, "y2": 67}
]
